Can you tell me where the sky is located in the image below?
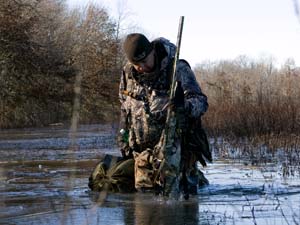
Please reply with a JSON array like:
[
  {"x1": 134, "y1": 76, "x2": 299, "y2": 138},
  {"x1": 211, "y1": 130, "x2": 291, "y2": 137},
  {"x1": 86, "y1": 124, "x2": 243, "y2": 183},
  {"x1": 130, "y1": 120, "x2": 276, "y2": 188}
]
[{"x1": 68, "y1": 0, "x2": 300, "y2": 68}]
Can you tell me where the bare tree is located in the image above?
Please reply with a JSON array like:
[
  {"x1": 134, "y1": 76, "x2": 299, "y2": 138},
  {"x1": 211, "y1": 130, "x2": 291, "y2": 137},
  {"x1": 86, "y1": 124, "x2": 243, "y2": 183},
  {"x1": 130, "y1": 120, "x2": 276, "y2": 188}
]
[{"x1": 0, "y1": 0, "x2": 124, "y2": 127}]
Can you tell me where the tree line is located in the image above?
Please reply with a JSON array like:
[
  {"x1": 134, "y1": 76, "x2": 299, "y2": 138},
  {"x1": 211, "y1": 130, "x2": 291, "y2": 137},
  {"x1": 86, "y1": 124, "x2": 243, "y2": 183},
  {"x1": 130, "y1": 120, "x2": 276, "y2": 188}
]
[
  {"x1": 0, "y1": 0, "x2": 124, "y2": 128},
  {"x1": 195, "y1": 56, "x2": 300, "y2": 142},
  {"x1": 1, "y1": 0, "x2": 299, "y2": 146}
]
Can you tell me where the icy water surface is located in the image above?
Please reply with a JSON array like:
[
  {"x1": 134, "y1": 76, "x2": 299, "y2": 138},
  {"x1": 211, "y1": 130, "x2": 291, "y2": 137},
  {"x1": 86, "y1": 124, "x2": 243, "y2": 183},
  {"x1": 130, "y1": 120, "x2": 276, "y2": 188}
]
[{"x1": 0, "y1": 124, "x2": 300, "y2": 225}]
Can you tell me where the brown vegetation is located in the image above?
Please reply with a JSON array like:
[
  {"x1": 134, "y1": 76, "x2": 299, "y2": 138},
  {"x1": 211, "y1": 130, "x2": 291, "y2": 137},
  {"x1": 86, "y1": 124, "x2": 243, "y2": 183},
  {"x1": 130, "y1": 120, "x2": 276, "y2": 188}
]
[
  {"x1": 195, "y1": 56, "x2": 300, "y2": 162},
  {"x1": 0, "y1": 0, "x2": 123, "y2": 128},
  {"x1": 195, "y1": 56, "x2": 300, "y2": 137},
  {"x1": 1, "y1": 1, "x2": 299, "y2": 159}
]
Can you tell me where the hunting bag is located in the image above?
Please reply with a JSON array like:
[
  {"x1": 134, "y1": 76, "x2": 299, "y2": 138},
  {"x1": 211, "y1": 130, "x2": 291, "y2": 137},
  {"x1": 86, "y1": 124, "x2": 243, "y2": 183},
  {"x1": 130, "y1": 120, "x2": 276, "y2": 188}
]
[{"x1": 88, "y1": 154, "x2": 136, "y2": 193}]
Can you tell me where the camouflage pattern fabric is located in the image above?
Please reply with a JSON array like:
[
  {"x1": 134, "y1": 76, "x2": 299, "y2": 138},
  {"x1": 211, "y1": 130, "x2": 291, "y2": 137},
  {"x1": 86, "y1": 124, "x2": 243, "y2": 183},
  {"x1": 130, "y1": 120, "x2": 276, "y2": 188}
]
[
  {"x1": 133, "y1": 149, "x2": 154, "y2": 189},
  {"x1": 118, "y1": 37, "x2": 209, "y2": 191}
]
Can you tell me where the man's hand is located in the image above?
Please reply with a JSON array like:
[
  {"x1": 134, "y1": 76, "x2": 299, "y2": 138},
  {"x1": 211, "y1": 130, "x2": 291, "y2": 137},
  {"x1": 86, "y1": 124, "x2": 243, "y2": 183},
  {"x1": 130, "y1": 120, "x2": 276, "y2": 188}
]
[
  {"x1": 174, "y1": 81, "x2": 184, "y2": 107},
  {"x1": 160, "y1": 81, "x2": 184, "y2": 111},
  {"x1": 174, "y1": 81, "x2": 187, "y2": 130}
]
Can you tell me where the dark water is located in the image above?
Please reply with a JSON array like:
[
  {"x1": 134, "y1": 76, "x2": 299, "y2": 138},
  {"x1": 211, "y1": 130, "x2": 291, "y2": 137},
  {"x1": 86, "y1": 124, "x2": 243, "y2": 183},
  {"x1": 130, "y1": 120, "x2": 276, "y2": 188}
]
[{"x1": 0, "y1": 124, "x2": 299, "y2": 225}]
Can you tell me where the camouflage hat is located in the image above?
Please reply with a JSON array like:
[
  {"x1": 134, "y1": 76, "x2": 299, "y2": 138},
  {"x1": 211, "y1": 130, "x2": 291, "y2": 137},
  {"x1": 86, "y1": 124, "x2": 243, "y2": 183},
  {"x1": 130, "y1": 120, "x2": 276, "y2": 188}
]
[{"x1": 123, "y1": 33, "x2": 153, "y2": 63}]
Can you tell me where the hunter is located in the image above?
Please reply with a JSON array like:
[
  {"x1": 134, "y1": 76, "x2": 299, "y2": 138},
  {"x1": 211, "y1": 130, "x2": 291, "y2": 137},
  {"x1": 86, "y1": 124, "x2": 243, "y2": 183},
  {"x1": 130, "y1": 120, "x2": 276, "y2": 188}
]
[{"x1": 118, "y1": 33, "x2": 211, "y2": 195}]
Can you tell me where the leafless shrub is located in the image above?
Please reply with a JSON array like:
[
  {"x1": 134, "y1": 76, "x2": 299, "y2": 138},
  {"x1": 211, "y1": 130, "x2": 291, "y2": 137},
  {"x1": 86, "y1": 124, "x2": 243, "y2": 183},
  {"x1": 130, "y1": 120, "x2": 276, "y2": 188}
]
[
  {"x1": 196, "y1": 56, "x2": 300, "y2": 161},
  {"x1": 0, "y1": 0, "x2": 125, "y2": 128}
]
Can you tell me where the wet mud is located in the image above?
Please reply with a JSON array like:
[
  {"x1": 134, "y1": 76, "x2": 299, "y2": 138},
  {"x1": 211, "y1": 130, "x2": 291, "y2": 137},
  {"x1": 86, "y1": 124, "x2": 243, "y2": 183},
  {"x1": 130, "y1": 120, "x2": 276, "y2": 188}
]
[{"x1": 0, "y1": 125, "x2": 299, "y2": 225}]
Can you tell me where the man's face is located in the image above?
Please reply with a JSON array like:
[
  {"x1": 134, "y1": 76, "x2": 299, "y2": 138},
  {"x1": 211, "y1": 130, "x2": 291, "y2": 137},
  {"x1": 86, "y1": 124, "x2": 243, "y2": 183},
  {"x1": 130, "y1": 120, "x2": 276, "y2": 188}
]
[{"x1": 132, "y1": 49, "x2": 155, "y2": 73}]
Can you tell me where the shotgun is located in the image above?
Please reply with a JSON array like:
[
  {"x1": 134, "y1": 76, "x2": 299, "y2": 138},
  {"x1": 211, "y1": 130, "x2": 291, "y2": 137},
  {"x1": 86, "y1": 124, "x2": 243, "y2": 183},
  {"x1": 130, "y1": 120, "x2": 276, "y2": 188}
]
[{"x1": 153, "y1": 16, "x2": 185, "y2": 197}]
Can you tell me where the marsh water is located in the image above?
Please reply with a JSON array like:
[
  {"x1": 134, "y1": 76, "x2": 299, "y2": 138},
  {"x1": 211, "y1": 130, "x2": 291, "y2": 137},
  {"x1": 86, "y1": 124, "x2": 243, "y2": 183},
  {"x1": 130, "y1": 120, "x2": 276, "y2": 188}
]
[{"x1": 0, "y1": 124, "x2": 299, "y2": 225}]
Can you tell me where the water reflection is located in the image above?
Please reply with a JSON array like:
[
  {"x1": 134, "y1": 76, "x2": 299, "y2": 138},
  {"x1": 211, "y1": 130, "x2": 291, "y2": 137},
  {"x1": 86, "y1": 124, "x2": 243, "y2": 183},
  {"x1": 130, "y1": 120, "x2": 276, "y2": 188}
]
[
  {"x1": 87, "y1": 192, "x2": 202, "y2": 225},
  {"x1": 1, "y1": 125, "x2": 300, "y2": 225},
  {"x1": 131, "y1": 194, "x2": 199, "y2": 225}
]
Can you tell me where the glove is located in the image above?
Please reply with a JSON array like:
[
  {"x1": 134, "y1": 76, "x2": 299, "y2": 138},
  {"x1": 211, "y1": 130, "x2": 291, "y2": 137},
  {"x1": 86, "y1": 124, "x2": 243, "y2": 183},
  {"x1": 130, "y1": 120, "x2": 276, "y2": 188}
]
[
  {"x1": 174, "y1": 81, "x2": 187, "y2": 130},
  {"x1": 174, "y1": 81, "x2": 184, "y2": 108}
]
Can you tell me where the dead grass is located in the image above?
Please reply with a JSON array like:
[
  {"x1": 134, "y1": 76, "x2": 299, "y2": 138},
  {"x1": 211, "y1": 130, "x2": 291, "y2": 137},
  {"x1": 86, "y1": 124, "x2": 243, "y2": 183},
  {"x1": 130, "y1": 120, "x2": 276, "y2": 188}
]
[{"x1": 195, "y1": 57, "x2": 300, "y2": 168}]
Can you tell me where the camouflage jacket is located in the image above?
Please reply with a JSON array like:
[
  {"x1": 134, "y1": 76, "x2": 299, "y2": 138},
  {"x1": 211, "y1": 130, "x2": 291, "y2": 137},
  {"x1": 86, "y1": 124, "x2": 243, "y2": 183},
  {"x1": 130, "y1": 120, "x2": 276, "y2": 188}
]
[{"x1": 119, "y1": 38, "x2": 208, "y2": 156}]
